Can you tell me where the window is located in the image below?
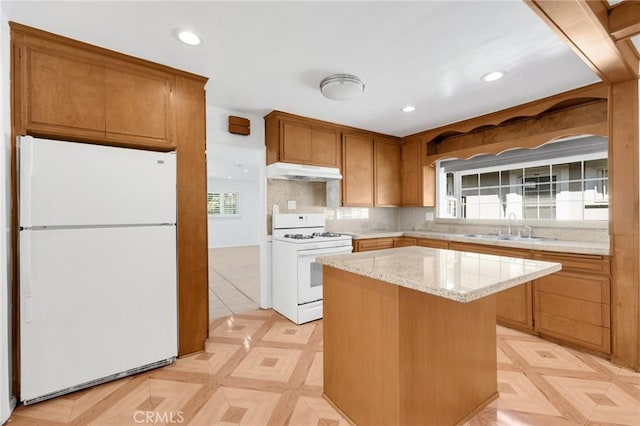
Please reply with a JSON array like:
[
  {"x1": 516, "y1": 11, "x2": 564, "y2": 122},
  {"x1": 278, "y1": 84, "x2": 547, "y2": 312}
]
[
  {"x1": 438, "y1": 136, "x2": 608, "y2": 221},
  {"x1": 207, "y1": 192, "x2": 239, "y2": 216}
]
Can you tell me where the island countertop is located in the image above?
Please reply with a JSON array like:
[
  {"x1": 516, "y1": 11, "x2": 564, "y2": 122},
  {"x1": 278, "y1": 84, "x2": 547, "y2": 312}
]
[{"x1": 317, "y1": 246, "x2": 561, "y2": 303}]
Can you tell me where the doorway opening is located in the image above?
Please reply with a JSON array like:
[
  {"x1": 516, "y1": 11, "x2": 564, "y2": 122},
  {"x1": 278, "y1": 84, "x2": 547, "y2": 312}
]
[{"x1": 206, "y1": 142, "x2": 265, "y2": 320}]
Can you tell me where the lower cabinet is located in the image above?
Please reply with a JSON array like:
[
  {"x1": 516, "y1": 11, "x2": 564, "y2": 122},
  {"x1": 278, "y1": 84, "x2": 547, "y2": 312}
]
[
  {"x1": 533, "y1": 253, "x2": 611, "y2": 355},
  {"x1": 495, "y1": 284, "x2": 534, "y2": 332},
  {"x1": 350, "y1": 236, "x2": 612, "y2": 355},
  {"x1": 449, "y1": 242, "x2": 534, "y2": 332},
  {"x1": 393, "y1": 237, "x2": 416, "y2": 248},
  {"x1": 353, "y1": 237, "x2": 395, "y2": 252},
  {"x1": 416, "y1": 238, "x2": 449, "y2": 249}
]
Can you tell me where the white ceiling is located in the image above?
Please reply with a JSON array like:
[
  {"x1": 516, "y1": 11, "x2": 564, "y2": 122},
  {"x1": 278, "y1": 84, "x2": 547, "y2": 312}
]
[{"x1": 2, "y1": 1, "x2": 602, "y2": 137}]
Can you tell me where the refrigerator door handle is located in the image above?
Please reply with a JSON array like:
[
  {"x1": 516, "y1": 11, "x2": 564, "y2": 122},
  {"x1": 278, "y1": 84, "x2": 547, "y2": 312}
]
[
  {"x1": 19, "y1": 135, "x2": 35, "y2": 228},
  {"x1": 21, "y1": 231, "x2": 33, "y2": 323}
]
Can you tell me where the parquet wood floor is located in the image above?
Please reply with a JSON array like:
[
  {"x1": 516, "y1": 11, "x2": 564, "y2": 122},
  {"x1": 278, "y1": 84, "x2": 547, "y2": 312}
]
[{"x1": 8, "y1": 309, "x2": 639, "y2": 425}]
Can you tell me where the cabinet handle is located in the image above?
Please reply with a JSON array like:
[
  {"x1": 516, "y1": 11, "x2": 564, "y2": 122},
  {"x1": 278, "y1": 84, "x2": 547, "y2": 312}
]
[{"x1": 21, "y1": 231, "x2": 33, "y2": 323}]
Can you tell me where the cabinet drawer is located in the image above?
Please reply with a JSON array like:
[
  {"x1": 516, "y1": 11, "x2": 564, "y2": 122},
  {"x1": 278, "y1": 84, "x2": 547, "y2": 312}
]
[
  {"x1": 393, "y1": 237, "x2": 416, "y2": 248},
  {"x1": 535, "y1": 292, "x2": 609, "y2": 327},
  {"x1": 535, "y1": 312, "x2": 610, "y2": 354},
  {"x1": 535, "y1": 272, "x2": 609, "y2": 304},
  {"x1": 355, "y1": 238, "x2": 395, "y2": 252},
  {"x1": 535, "y1": 251, "x2": 610, "y2": 276},
  {"x1": 416, "y1": 238, "x2": 449, "y2": 249}
]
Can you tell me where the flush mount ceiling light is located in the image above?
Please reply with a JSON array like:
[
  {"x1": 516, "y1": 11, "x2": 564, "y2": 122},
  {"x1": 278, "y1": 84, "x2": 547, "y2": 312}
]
[
  {"x1": 320, "y1": 74, "x2": 365, "y2": 101},
  {"x1": 175, "y1": 29, "x2": 202, "y2": 46},
  {"x1": 402, "y1": 105, "x2": 416, "y2": 112},
  {"x1": 481, "y1": 71, "x2": 505, "y2": 82}
]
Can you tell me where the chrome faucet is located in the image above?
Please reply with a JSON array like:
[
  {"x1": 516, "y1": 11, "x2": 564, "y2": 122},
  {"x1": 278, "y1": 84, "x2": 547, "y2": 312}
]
[
  {"x1": 522, "y1": 225, "x2": 532, "y2": 239},
  {"x1": 508, "y1": 212, "x2": 517, "y2": 236}
]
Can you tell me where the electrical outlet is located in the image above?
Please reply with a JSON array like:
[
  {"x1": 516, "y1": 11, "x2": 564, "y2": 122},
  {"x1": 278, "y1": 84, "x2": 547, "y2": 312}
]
[
  {"x1": 287, "y1": 200, "x2": 296, "y2": 210},
  {"x1": 425, "y1": 212, "x2": 434, "y2": 221}
]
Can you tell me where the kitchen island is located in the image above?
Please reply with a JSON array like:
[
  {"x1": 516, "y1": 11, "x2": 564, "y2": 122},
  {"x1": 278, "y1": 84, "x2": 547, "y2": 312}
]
[{"x1": 317, "y1": 246, "x2": 561, "y2": 426}]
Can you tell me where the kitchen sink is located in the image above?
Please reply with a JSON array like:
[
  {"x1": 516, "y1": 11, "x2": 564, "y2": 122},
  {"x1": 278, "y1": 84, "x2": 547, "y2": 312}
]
[{"x1": 462, "y1": 234, "x2": 548, "y2": 243}]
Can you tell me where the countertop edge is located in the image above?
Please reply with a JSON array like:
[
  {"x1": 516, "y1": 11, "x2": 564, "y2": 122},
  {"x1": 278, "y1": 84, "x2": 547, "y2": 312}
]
[
  {"x1": 345, "y1": 231, "x2": 609, "y2": 256},
  {"x1": 318, "y1": 247, "x2": 563, "y2": 303}
]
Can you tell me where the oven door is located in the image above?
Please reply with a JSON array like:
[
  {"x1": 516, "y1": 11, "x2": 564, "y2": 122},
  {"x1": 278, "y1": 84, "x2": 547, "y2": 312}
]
[{"x1": 297, "y1": 245, "x2": 352, "y2": 304}]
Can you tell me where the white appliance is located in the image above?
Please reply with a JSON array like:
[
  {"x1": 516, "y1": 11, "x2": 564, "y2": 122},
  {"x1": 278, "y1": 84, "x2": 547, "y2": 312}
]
[
  {"x1": 272, "y1": 213, "x2": 352, "y2": 324},
  {"x1": 266, "y1": 162, "x2": 342, "y2": 181},
  {"x1": 18, "y1": 136, "x2": 177, "y2": 405}
]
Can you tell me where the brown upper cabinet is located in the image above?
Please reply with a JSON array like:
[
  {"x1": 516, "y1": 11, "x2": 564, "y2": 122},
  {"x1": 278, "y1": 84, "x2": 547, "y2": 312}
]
[
  {"x1": 401, "y1": 137, "x2": 435, "y2": 207},
  {"x1": 13, "y1": 28, "x2": 175, "y2": 150},
  {"x1": 342, "y1": 132, "x2": 375, "y2": 206},
  {"x1": 104, "y1": 64, "x2": 175, "y2": 147},
  {"x1": 342, "y1": 132, "x2": 402, "y2": 207},
  {"x1": 374, "y1": 138, "x2": 402, "y2": 207},
  {"x1": 265, "y1": 112, "x2": 340, "y2": 167}
]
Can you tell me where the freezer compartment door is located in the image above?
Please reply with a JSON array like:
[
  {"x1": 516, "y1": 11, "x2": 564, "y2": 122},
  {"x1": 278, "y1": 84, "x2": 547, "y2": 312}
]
[
  {"x1": 19, "y1": 226, "x2": 177, "y2": 402},
  {"x1": 18, "y1": 136, "x2": 176, "y2": 227}
]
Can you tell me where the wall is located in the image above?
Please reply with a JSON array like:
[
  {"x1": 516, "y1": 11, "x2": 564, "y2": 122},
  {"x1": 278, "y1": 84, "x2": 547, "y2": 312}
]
[
  {"x1": 207, "y1": 177, "x2": 260, "y2": 248},
  {"x1": 0, "y1": 7, "x2": 13, "y2": 423},
  {"x1": 205, "y1": 105, "x2": 265, "y2": 249},
  {"x1": 205, "y1": 105, "x2": 270, "y2": 307},
  {"x1": 206, "y1": 105, "x2": 265, "y2": 150}
]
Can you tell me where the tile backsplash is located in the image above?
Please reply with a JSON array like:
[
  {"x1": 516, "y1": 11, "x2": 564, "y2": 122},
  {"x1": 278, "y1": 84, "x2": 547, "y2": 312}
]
[
  {"x1": 267, "y1": 180, "x2": 326, "y2": 232},
  {"x1": 267, "y1": 180, "x2": 397, "y2": 234},
  {"x1": 266, "y1": 180, "x2": 608, "y2": 242}
]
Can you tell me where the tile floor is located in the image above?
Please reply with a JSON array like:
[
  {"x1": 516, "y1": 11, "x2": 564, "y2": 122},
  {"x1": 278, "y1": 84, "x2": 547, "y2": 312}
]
[
  {"x1": 208, "y1": 246, "x2": 260, "y2": 319},
  {"x1": 8, "y1": 309, "x2": 640, "y2": 425}
]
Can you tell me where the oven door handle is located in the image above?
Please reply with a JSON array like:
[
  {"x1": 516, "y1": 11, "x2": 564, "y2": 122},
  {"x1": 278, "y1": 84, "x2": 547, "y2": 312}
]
[{"x1": 298, "y1": 246, "x2": 353, "y2": 257}]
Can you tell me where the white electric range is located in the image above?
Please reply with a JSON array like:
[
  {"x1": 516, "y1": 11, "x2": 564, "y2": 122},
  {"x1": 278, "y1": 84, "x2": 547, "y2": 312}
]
[{"x1": 271, "y1": 213, "x2": 352, "y2": 324}]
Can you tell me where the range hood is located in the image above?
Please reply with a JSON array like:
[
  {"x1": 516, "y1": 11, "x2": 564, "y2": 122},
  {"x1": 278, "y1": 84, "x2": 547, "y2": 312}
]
[{"x1": 266, "y1": 162, "x2": 342, "y2": 181}]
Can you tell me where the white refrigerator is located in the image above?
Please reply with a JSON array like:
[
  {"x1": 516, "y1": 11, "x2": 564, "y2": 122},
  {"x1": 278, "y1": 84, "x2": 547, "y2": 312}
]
[{"x1": 18, "y1": 136, "x2": 178, "y2": 405}]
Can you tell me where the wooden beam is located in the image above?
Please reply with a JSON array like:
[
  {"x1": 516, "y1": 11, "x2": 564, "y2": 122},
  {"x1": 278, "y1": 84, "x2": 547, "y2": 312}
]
[
  {"x1": 609, "y1": 0, "x2": 640, "y2": 40},
  {"x1": 609, "y1": 80, "x2": 640, "y2": 370},
  {"x1": 526, "y1": 0, "x2": 638, "y2": 83}
]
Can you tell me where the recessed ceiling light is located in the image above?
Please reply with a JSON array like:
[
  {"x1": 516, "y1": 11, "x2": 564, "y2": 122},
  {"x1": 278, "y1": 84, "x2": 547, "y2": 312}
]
[
  {"x1": 176, "y1": 29, "x2": 202, "y2": 46},
  {"x1": 481, "y1": 71, "x2": 505, "y2": 82},
  {"x1": 244, "y1": 169, "x2": 249, "y2": 173},
  {"x1": 402, "y1": 105, "x2": 416, "y2": 112}
]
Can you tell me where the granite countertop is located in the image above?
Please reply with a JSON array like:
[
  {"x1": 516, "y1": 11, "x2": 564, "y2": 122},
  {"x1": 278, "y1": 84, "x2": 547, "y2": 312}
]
[
  {"x1": 317, "y1": 246, "x2": 562, "y2": 303},
  {"x1": 345, "y1": 231, "x2": 609, "y2": 256}
]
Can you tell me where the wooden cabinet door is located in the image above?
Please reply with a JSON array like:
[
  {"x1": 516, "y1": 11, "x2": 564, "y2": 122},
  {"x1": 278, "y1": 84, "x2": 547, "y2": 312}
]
[
  {"x1": 281, "y1": 121, "x2": 312, "y2": 163},
  {"x1": 311, "y1": 127, "x2": 340, "y2": 167},
  {"x1": 342, "y1": 133, "x2": 374, "y2": 206},
  {"x1": 375, "y1": 139, "x2": 401, "y2": 206},
  {"x1": 280, "y1": 121, "x2": 340, "y2": 167},
  {"x1": 393, "y1": 237, "x2": 416, "y2": 248},
  {"x1": 402, "y1": 138, "x2": 421, "y2": 206},
  {"x1": 19, "y1": 43, "x2": 106, "y2": 139},
  {"x1": 496, "y1": 284, "x2": 534, "y2": 331},
  {"x1": 354, "y1": 238, "x2": 395, "y2": 252},
  {"x1": 423, "y1": 163, "x2": 436, "y2": 207},
  {"x1": 105, "y1": 65, "x2": 175, "y2": 148},
  {"x1": 448, "y1": 241, "x2": 534, "y2": 331}
]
